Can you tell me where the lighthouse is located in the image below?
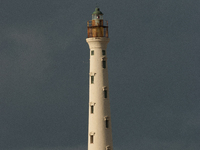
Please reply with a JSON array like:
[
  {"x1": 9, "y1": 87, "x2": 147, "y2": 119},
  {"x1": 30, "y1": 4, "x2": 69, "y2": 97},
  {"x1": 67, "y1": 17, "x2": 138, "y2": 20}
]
[{"x1": 86, "y1": 8, "x2": 113, "y2": 150}]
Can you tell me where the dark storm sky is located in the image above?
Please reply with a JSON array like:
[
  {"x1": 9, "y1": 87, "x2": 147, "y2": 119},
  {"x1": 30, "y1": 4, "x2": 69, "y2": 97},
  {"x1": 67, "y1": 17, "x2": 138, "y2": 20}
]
[{"x1": 1, "y1": 0, "x2": 200, "y2": 150}]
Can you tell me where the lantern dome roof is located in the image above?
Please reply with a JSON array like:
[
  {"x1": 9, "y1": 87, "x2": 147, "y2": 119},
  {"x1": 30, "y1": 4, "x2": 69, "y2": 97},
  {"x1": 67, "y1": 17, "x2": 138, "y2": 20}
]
[{"x1": 92, "y1": 7, "x2": 103, "y2": 15}]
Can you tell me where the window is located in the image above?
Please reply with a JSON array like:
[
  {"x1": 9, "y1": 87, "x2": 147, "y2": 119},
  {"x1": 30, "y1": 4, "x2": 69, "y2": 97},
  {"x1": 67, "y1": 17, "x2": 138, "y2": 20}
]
[
  {"x1": 90, "y1": 135, "x2": 94, "y2": 144},
  {"x1": 89, "y1": 132, "x2": 95, "y2": 144},
  {"x1": 103, "y1": 87, "x2": 108, "y2": 99},
  {"x1": 104, "y1": 90, "x2": 107, "y2": 98},
  {"x1": 104, "y1": 117, "x2": 109, "y2": 129},
  {"x1": 91, "y1": 76, "x2": 94, "y2": 84},
  {"x1": 89, "y1": 102, "x2": 95, "y2": 114},
  {"x1": 91, "y1": 106, "x2": 94, "y2": 114},
  {"x1": 102, "y1": 60, "x2": 106, "y2": 68},
  {"x1": 90, "y1": 72, "x2": 96, "y2": 84},
  {"x1": 106, "y1": 119, "x2": 109, "y2": 128},
  {"x1": 102, "y1": 50, "x2": 106, "y2": 55},
  {"x1": 101, "y1": 57, "x2": 106, "y2": 69},
  {"x1": 106, "y1": 146, "x2": 111, "y2": 150},
  {"x1": 91, "y1": 50, "x2": 94, "y2": 55}
]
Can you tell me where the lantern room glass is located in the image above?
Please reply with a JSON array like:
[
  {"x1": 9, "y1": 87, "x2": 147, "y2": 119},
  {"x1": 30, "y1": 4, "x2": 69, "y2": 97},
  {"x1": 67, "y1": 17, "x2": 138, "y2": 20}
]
[{"x1": 92, "y1": 14, "x2": 103, "y2": 20}]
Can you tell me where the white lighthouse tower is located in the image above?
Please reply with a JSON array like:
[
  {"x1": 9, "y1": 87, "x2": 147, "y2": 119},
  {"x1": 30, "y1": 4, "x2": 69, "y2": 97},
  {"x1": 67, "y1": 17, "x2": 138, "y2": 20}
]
[{"x1": 86, "y1": 8, "x2": 113, "y2": 150}]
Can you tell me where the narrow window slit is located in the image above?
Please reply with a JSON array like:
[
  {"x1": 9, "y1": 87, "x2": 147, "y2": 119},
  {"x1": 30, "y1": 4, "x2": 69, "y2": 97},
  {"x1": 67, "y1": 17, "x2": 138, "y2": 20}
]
[
  {"x1": 90, "y1": 135, "x2": 94, "y2": 143},
  {"x1": 91, "y1": 76, "x2": 94, "y2": 84},
  {"x1": 104, "y1": 90, "x2": 107, "y2": 98},
  {"x1": 102, "y1": 60, "x2": 106, "y2": 68},
  {"x1": 106, "y1": 119, "x2": 109, "y2": 128},
  {"x1": 102, "y1": 50, "x2": 106, "y2": 55},
  {"x1": 91, "y1": 106, "x2": 94, "y2": 114}
]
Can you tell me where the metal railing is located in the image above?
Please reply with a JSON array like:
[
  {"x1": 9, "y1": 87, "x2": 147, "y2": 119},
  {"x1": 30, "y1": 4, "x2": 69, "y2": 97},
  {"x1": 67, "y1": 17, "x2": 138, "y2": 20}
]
[
  {"x1": 87, "y1": 20, "x2": 109, "y2": 38},
  {"x1": 87, "y1": 20, "x2": 108, "y2": 27}
]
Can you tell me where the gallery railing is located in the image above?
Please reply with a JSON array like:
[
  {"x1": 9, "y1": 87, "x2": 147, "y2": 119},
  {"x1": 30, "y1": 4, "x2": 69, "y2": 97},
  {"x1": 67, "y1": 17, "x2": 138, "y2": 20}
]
[{"x1": 87, "y1": 20, "x2": 109, "y2": 38}]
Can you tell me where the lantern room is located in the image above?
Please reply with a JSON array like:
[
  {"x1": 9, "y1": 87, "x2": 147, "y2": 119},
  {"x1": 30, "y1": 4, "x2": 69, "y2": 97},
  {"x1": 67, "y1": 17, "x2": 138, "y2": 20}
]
[{"x1": 87, "y1": 7, "x2": 108, "y2": 38}]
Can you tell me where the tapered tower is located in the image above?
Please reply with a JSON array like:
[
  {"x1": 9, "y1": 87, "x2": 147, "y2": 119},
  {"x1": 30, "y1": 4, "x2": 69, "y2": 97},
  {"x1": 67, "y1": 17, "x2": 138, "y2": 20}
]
[{"x1": 86, "y1": 8, "x2": 113, "y2": 150}]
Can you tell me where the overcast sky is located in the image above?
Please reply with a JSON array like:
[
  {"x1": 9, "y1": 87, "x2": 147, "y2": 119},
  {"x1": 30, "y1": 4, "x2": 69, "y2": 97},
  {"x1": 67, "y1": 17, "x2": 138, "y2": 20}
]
[{"x1": 0, "y1": 0, "x2": 200, "y2": 150}]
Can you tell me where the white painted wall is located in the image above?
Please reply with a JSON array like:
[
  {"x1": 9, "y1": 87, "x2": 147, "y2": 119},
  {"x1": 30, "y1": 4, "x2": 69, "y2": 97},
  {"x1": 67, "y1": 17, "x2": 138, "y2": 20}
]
[{"x1": 86, "y1": 37, "x2": 113, "y2": 150}]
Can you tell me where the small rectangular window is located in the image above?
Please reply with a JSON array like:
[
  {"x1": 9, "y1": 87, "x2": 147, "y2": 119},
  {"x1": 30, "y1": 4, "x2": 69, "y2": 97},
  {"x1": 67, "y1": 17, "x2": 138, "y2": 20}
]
[
  {"x1": 91, "y1": 106, "x2": 94, "y2": 114},
  {"x1": 104, "y1": 90, "x2": 107, "y2": 98},
  {"x1": 91, "y1": 76, "x2": 94, "y2": 84},
  {"x1": 90, "y1": 135, "x2": 94, "y2": 143},
  {"x1": 106, "y1": 120, "x2": 109, "y2": 128},
  {"x1": 102, "y1": 60, "x2": 106, "y2": 68},
  {"x1": 91, "y1": 50, "x2": 94, "y2": 55},
  {"x1": 102, "y1": 50, "x2": 106, "y2": 55}
]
